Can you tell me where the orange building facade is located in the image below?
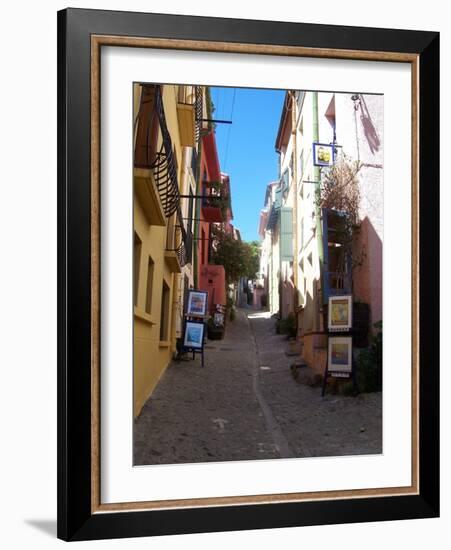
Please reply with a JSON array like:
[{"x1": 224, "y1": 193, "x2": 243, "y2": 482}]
[{"x1": 196, "y1": 131, "x2": 228, "y2": 314}]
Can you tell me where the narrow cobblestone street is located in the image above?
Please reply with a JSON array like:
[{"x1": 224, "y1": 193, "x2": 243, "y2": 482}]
[{"x1": 134, "y1": 308, "x2": 382, "y2": 465}]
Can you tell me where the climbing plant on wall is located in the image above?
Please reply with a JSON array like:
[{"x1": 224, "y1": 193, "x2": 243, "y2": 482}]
[{"x1": 317, "y1": 152, "x2": 366, "y2": 273}]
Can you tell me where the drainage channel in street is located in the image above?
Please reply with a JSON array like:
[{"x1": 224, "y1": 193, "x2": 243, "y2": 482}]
[{"x1": 245, "y1": 311, "x2": 295, "y2": 459}]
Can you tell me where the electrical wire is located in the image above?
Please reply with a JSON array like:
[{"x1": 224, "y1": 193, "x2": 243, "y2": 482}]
[{"x1": 223, "y1": 88, "x2": 237, "y2": 171}]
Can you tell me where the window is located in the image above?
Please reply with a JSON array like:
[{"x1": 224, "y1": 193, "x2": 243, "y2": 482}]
[
  {"x1": 145, "y1": 256, "x2": 154, "y2": 314},
  {"x1": 133, "y1": 232, "x2": 142, "y2": 307},
  {"x1": 160, "y1": 280, "x2": 170, "y2": 341}
]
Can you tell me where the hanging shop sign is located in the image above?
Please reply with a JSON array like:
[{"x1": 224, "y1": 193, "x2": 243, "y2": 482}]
[{"x1": 313, "y1": 142, "x2": 335, "y2": 167}]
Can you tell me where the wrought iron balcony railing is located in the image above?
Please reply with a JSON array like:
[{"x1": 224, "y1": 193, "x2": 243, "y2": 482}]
[
  {"x1": 135, "y1": 85, "x2": 180, "y2": 218},
  {"x1": 176, "y1": 85, "x2": 203, "y2": 144},
  {"x1": 165, "y1": 206, "x2": 193, "y2": 268},
  {"x1": 152, "y1": 87, "x2": 180, "y2": 218},
  {"x1": 135, "y1": 84, "x2": 196, "y2": 267},
  {"x1": 194, "y1": 86, "x2": 203, "y2": 142}
]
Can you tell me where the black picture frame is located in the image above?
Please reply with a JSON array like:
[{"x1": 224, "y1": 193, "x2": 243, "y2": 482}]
[
  {"x1": 57, "y1": 7, "x2": 439, "y2": 542},
  {"x1": 183, "y1": 320, "x2": 206, "y2": 349},
  {"x1": 186, "y1": 289, "x2": 209, "y2": 317}
]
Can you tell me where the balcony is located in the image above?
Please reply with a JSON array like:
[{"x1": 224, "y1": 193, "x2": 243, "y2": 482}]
[
  {"x1": 164, "y1": 250, "x2": 182, "y2": 273},
  {"x1": 133, "y1": 167, "x2": 166, "y2": 226},
  {"x1": 165, "y1": 209, "x2": 193, "y2": 273},
  {"x1": 176, "y1": 104, "x2": 195, "y2": 147},
  {"x1": 177, "y1": 86, "x2": 203, "y2": 147},
  {"x1": 201, "y1": 206, "x2": 223, "y2": 224},
  {"x1": 134, "y1": 85, "x2": 180, "y2": 220},
  {"x1": 134, "y1": 85, "x2": 194, "y2": 270},
  {"x1": 201, "y1": 189, "x2": 228, "y2": 223}
]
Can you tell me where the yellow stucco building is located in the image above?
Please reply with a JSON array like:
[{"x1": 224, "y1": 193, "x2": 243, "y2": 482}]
[{"x1": 133, "y1": 83, "x2": 202, "y2": 417}]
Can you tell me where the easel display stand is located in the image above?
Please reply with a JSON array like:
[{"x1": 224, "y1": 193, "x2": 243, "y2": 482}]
[
  {"x1": 322, "y1": 295, "x2": 355, "y2": 397},
  {"x1": 180, "y1": 289, "x2": 209, "y2": 368}
]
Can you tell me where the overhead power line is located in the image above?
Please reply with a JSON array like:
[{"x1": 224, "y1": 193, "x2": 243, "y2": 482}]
[{"x1": 223, "y1": 88, "x2": 237, "y2": 171}]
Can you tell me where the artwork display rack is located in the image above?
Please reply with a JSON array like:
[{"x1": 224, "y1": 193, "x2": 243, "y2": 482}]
[
  {"x1": 322, "y1": 295, "x2": 356, "y2": 397},
  {"x1": 180, "y1": 289, "x2": 209, "y2": 368}
]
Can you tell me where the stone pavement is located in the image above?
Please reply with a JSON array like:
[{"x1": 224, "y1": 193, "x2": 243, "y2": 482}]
[{"x1": 134, "y1": 308, "x2": 382, "y2": 465}]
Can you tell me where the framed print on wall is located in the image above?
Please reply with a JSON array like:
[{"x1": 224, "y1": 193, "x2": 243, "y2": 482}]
[{"x1": 57, "y1": 7, "x2": 439, "y2": 542}]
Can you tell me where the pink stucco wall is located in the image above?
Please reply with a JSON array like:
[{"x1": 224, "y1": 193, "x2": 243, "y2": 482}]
[
  {"x1": 199, "y1": 264, "x2": 226, "y2": 313},
  {"x1": 353, "y1": 217, "x2": 383, "y2": 327}
]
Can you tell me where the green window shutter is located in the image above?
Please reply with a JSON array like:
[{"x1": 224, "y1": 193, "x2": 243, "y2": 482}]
[{"x1": 280, "y1": 206, "x2": 293, "y2": 261}]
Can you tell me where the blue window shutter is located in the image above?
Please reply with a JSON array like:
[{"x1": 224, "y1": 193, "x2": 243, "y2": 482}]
[{"x1": 280, "y1": 207, "x2": 293, "y2": 261}]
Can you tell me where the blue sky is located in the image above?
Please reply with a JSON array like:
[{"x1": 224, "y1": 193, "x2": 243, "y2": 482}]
[{"x1": 210, "y1": 87, "x2": 285, "y2": 242}]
